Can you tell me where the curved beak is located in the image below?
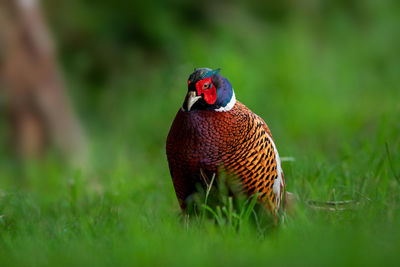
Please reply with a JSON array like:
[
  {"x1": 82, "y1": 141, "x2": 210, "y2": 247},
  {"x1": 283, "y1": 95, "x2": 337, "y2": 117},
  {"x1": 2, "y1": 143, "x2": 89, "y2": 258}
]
[{"x1": 186, "y1": 91, "x2": 202, "y2": 111}]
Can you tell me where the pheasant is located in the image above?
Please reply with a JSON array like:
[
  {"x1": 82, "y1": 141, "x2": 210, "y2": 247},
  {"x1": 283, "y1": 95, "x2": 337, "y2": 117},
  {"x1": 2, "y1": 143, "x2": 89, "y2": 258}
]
[{"x1": 166, "y1": 68, "x2": 285, "y2": 214}]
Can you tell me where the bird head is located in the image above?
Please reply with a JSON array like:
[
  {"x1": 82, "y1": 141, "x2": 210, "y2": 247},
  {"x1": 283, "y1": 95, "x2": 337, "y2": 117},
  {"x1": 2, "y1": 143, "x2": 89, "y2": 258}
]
[{"x1": 182, "y1": 68, "x2": 235, "y2": 112}]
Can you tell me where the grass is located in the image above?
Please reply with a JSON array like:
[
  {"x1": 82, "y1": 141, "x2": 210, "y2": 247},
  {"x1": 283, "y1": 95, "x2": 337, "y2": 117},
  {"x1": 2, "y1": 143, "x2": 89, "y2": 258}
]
[
  {"x1": 0, "y1": 126, "x2": 399, "y2": 266},
  {"x1": 1, "y1": 1, "x2": 400, "y2": 266}
]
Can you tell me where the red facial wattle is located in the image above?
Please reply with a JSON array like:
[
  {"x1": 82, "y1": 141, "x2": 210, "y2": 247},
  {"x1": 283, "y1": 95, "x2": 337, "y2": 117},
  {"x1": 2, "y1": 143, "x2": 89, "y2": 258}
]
[{"x1": 195, "y1": 77, "x2": 217, "y2": 105}]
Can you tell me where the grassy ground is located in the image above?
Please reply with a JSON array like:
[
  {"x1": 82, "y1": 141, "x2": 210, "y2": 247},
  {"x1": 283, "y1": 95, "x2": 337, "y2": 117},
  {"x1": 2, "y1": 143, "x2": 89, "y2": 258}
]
[{"x1": 1, "y1": 1, "x2": 400, "y2": 266}]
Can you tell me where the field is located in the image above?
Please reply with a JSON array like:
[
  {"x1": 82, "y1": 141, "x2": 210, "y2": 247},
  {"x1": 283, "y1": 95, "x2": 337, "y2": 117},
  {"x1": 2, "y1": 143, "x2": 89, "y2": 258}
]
[{"x1": 0, "y1": 1, "x2": 399, "y2": 266}]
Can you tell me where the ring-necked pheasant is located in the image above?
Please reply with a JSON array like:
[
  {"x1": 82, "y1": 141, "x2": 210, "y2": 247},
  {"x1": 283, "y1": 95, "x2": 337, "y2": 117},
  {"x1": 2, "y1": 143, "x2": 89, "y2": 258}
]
[{"x1": 166, "y1": 68, "x2": 285, "y2": 214}]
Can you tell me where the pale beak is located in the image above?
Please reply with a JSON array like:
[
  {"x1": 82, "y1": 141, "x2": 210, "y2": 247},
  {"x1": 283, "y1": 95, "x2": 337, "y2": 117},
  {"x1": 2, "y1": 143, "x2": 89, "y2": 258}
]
[{"x1": 186, "y1": 91, "x2": 202, "y2": 111}]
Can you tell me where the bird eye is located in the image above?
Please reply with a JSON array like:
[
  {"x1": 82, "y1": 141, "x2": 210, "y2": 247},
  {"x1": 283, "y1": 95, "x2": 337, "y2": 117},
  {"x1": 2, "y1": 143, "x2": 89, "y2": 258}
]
[{"x1": 203, "y1": 82, "x2": 211, "y2": 89}]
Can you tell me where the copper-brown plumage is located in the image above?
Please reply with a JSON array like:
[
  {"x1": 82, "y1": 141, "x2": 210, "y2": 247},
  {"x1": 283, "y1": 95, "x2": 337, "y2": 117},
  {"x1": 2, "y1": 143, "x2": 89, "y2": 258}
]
[{"x1": 167, "y1": 98, "x2": 285, "y2": 213}]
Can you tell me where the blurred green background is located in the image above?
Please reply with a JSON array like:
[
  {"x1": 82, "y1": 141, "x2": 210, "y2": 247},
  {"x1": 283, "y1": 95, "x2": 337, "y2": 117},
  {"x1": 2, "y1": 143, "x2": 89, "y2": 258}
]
[{"x1": 0, "y1": 0, "x2": 400, "y2": 266}]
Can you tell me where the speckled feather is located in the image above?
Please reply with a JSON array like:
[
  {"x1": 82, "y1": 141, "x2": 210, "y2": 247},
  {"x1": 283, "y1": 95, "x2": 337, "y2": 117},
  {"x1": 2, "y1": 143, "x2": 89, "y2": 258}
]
[{"x1": 166, "y1": 101, "x2": 285, "y2": 213}]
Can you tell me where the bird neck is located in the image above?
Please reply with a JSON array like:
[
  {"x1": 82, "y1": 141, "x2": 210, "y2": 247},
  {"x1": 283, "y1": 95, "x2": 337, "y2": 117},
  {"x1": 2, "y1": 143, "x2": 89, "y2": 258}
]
[{"x1": 214, "y1": 90, "x2": 236, "y2": 112}]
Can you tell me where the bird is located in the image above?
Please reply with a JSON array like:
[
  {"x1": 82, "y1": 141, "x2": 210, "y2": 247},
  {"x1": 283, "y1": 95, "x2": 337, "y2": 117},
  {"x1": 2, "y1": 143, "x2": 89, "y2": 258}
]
[{"x1": 166, "y1": 68, "x2": 285, "y2": 214}]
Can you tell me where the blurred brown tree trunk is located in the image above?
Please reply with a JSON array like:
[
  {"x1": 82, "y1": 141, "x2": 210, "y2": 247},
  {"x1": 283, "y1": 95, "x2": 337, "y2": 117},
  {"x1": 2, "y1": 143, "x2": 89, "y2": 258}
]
[{"x1": 0, "y1": 0, "x2": 85, "y2": 159}]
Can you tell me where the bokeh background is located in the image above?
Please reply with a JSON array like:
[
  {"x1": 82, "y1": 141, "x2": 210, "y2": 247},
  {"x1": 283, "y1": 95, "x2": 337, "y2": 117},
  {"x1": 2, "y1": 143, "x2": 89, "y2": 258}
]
[{"x1": 0, "y1": 0, "x2": 399, "y2": 265}]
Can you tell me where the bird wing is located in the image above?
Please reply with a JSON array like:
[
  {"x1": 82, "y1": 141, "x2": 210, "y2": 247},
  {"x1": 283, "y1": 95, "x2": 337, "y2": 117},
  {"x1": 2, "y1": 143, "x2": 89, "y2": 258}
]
[{"x1": 224, "y1": 112, "x2": 285, "y2": 211}]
